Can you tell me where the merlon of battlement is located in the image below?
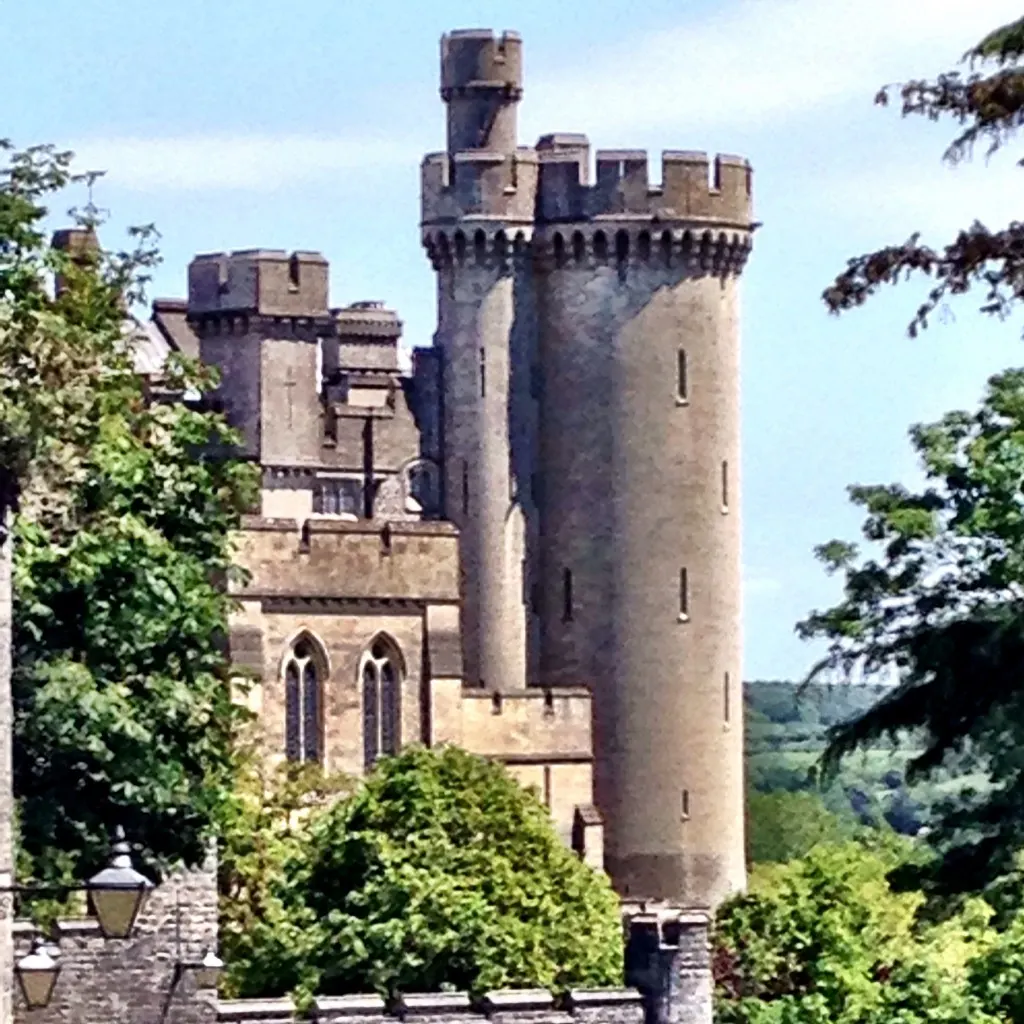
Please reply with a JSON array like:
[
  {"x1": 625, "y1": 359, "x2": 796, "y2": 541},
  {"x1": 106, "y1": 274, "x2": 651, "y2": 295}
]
[
  {"x1": 538, "y1": 148, "x2": 753, "y2": 226},
  {"x1": 421, "y1": 149, "x2": 538, "y2": 226},
  {"x1": 187, "y1": 248, "x2": 329, "y2": 318}
]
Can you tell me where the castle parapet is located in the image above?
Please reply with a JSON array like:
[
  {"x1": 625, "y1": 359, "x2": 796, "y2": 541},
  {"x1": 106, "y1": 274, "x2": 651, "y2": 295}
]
[
  {"x1": 187, "y1": 249, "x2": 329, "y2": 318},
  {"x1": 231, "y1": 517, "x2": 460, "y2": 603},
  {"x1": 460, "y1": 687, "x2": 592, "y2": 762},
  {"x1": 537, "y1": 149, "x2": 752, "y2": 227},
  {"x1": 421, "y1": 149, "x2": 538, "y2": 228},
  {"x1": 441, "y1": 29, "x2": 523, "y2": 100}
]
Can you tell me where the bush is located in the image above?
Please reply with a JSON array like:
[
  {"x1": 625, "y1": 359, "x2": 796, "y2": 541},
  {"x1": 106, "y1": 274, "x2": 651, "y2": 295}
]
[
  {"x1": 224, "y1": 746, "x2": 623, "y2": 1004},
  {"x1": 714, "y1": 841, "x2": 994, "y2": 1024}
]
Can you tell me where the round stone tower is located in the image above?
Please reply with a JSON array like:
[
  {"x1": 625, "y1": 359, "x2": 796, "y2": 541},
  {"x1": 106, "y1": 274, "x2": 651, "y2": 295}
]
[
  {"x1": 533, "y1": 144, "x2": 754, "y2": 906},
  {"x1": 421, "y1": 29, "x2": 539, "y2": 689},
  {"x1": 422, "y1": 29, "x2": 755, "y2": 908}
]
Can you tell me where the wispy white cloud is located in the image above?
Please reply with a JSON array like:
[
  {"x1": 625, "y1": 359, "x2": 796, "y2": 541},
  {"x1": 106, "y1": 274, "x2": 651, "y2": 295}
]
[
  {"x1": 808, "y1": 155, "x2": 1023, "y2": 242},
  {"x1": 71, "y1": 133, "x2": 419, "y2": 192},
  {"x1": 70, "y1": 0, "x2": 1023, "y2": 194},
  {"x1": 744, "y1": 571, "x2": 783, "y2": 598},
  {"x1": 523, "y1": 0, "x2": 1022, "y2": 139}
]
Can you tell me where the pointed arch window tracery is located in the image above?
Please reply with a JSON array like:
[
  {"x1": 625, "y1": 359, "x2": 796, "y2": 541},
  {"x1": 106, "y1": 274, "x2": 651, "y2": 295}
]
[
  {"x1": 361, "y1": 637, "x2": 403, "y2": 771},
  {"x1": 284, "y1": 633, "x2": 325, "y2": 764}
]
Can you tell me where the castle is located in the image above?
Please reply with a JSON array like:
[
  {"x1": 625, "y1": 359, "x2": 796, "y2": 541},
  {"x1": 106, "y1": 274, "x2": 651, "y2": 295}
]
[{"x1": 124, "y1": 29, "x2": 755, "y2": 908}]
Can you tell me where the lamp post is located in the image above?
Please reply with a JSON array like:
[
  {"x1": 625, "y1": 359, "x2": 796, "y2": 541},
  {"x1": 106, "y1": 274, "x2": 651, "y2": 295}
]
[
  {"x1": 11, "y1": 828, "x2": 222, "y2": 1013},
  {"x1": 193, "y1": 949, "x2": 224, "y2": 990},
  {"x1": 171, "y1": 948, "x2": 223, "y2": 992}
]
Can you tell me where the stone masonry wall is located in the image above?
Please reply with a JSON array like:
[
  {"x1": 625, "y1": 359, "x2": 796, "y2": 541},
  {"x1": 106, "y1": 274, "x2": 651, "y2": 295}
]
[
  {"x1": 216, "y1": 912, "x2": 713, "y2": 1024},
  {"x1": 218, "y1": 989, "x2": 644, "y2": 1024},
  {"x1": 13, "y1": 860, "x2": 219, "y2": 1024},
  {"x1": 536, "y1": 249, "x2": 748, "y2": 906},
  {"x1": 6, "y1": 843, "x2": 713, "y2": 1024}
]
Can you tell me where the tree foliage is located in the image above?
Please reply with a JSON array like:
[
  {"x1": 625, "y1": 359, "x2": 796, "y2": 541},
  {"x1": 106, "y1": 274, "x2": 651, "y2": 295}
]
[
  {"x1": 224, "y1": 746, "x2": 623, "y2": 1005},
  {"x1": 808, "y1": 13, "x2": 1024, "y2": 897},
  {"x1": 714, "y1": 841, "x2": 996, "y2": 1024},
  {"x1": 823, "y1": 15, "x2": 1024, "y2": 337},
  {"x1": 801, "y1": 369, "x2": 1024, "y2": 894},
  {"x1": 13, "y1": 353, "x2": 259, "y2": 885},
  {"x1": 1, "y1": 139, "x2": 259, "y2": 886},
  {"x1": 218, "y1": 751, "x2": 352, "y2": 1001},
  {"x1": 0, "y1": 141, "x2": 155, "y2": 523},
  {"x1": 747, "y1": 790, "x2": 861, "y2": 865}
]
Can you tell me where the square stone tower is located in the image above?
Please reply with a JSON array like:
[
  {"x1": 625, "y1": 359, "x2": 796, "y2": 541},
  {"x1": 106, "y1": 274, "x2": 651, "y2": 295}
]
[{"x1": 187, "y1": 249, "x2": 332, "y2": 465}]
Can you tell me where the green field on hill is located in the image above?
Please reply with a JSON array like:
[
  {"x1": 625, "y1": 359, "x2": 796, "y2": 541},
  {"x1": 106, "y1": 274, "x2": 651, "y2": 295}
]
[{"x1": 744, "y1": 681, "x2": 989, "y2": 837}]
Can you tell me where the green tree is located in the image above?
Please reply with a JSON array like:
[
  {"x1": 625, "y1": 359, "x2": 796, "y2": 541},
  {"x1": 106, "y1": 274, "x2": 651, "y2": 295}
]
[
  {"x1": 714, "y1": 841, "x2": 995, "y2": 1024},
  {"x1": 805, "y1": 13, "x2": 1024, "y2": 897},
  {"x1": 0, "y1": 140, "x2": 162, "y2": 1011},
  {"x1": 747, "y1": 790, "x2": 859, "y2": 864},
  {"x1": 226, "y1": 746, "x2": 623, "y2": 1004},
  {"x1": 1, "y1": 140, "x2": 259, "y2": 890},
  {"x1": 218, "y1": 749, "x2": 352, "y2": 1001},
  {"x1": 801, "y1": 369, "x2": 1024, "y2": 895},
  {"x1": 13, "y1": 351, "x2": 259, "y2": 887}
]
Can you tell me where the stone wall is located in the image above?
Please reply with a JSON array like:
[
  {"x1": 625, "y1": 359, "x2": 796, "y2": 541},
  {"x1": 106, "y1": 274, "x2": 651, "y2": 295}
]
[
  {"x1": 13, "y1": 860, "x2": 219, "y2": 1024},
  {"x1": 7, "y1": 843, "x2": 712, "y2": 1024},
  {"x1": 218, "y1": 989, "x2": 644, "y2": 1024},
  {"x1": 215, "y1": 910, "x2": 713, "y2": 1024}
]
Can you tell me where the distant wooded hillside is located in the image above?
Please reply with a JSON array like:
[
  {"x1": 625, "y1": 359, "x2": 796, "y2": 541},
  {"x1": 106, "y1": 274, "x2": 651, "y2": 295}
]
[{"x1": 743, "y1": 680, "x2": 983, "y2": 847}]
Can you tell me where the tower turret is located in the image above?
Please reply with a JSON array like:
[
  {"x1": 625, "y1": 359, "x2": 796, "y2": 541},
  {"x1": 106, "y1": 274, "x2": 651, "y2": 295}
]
[
  {"x1": 187, "y1": 248, "x2": 331, "y2": 464},
  {"x1": 441, "y1": 29, "x2": 522, "y2": 154},
  {"x1": 423, "y1": 30, "x2": 538, "y2": 692}
]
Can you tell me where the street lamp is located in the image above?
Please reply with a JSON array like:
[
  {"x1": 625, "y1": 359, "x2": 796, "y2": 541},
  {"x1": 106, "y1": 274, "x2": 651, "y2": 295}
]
[
  {"x1": 170, "y1": 948, "x2": 223, "y2": 991},
  {"x1": 14, "y1": 938, "x2": 60, "y2": 1010},
  {"x1": 86, "y1": 826, "x2": 153, "y2": 939},
  {"x1": 2, "y1": 830, "x2": 154, "y2": 1010},
  {"x1": 194, "y1": 949, "x2": 224, "y2": 990}
]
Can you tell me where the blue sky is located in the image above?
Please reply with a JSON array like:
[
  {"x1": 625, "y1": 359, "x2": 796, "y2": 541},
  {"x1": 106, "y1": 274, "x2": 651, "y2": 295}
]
[{"x1": 5, "y1": 0, "x2": 1024, "y2": 680}]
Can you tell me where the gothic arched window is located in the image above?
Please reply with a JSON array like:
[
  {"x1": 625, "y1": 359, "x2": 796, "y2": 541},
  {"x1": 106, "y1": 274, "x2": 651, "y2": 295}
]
[
  {"x1": 283, "y1": 634, "x2": 325, "y2": 764},
  {"x1": 361, "y1": 636, "x2": 403, "y2": 771}
]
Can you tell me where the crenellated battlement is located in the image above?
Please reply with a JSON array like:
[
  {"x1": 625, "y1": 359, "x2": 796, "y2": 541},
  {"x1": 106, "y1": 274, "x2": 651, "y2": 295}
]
[
  {"x1": 188, "y1": 249, "x2": 329, "y2": 318},
  {"x1": 538, "y1": 146, "x2": 752, "y2": 227},
  {"x1": 441, "y1": 29, "x2": 522, "y2": 99},
  {"x1": 421, "y1": 148, "x2": 538, "y2": 227},
  {"x1": 217, "y1": 988, "x2": 643, "y2": 1024}
]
